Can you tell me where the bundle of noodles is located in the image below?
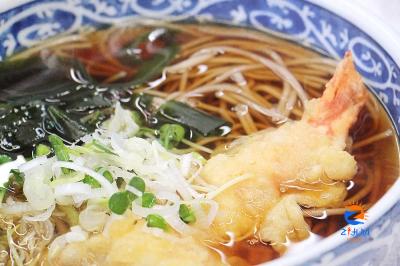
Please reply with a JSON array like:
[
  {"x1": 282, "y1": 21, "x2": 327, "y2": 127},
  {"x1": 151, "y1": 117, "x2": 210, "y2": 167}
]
[
  {"x1": 11, "y1": 22, "x2": 393, "y2": 234},
  {"x1": 0, "y1": 217, "x2": 54, "y2": 265}
]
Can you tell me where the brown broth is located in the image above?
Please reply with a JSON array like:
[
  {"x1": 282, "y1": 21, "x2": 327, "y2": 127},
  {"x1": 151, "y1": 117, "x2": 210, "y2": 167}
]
[{"x1": 219, "y1": 239, "x2": 280, "y2": 265}]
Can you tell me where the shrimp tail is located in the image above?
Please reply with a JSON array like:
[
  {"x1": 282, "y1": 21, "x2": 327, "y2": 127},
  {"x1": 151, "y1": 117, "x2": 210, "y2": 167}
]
[{"x1": 303, "y1": 51, "x2": 368, "y2": 139}]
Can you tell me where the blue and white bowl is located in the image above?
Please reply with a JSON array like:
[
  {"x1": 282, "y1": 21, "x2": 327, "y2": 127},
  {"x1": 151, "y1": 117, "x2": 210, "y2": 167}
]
[{"x1": 0, "y1": 1, "x2": 399, "y2": 265}]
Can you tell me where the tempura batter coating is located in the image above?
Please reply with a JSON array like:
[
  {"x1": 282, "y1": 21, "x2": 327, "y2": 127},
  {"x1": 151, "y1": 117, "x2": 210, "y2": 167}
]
[{"x1": 51, "y1": 217, "x2": 223, "y2": 266}]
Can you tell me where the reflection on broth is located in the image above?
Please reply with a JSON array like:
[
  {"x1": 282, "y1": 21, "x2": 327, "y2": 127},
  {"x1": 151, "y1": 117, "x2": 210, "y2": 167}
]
[{"x1": 0, "y1": 22, "x2": 398, "y2": 266}]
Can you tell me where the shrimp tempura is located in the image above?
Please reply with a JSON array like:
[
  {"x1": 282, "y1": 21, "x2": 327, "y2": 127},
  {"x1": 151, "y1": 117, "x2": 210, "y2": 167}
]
[{"x1": 201, "y1": 52, "x2": 367, "y2": 252}]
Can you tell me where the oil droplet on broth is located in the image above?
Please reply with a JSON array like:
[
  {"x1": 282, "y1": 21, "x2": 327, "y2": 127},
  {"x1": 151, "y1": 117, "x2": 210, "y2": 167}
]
[
  {"x1": 197, "y1": 64, "x2": 208, "y2": 74},
  {"x1": 215, "y1": 90, "x2": 224, "y2": 98}
]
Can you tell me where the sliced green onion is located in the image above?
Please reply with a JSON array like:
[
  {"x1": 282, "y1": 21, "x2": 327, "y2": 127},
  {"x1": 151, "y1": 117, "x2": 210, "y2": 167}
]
[
  {"x1": 0, "y1": 155, "x2": 12, "y2": 165},
  {"x1": 179, "y1": 204, "x2": 196, "y2": 224},
  {"x1": 141, "y1": 192, "x2": 156, "y2": 208},
  {"x1": 10, "y1": 169, "x2": 24, "y2": 186},
  {"x1": 129, "y1": 176, "x2": 145, "y2": 193},
  {"x1": 35, "y1": 144, "x2": 51, "y2": 157},
  {"x1": 146, "y1": 214, "x2": 168, "y2": 230},
  {"x1": 83, "y1": 175, "x2": 101, "y2": 188},
  {"x1": 96, "y1": 167, "x2": 113, "y2": 183},
  {"x1": 91, "y1": 140, "x2": 116, "y2": 155},
  {"x1": 159, "y1": 124, "x2": 185, "y2": 149},
  {"x1": 83, "y1": 167, "x2": 113, "y2": 188},
  {"x1": 109, "y1": 191, "x2": 130, "y2": 215},
  {"x1": 127, "y1": 176, "x2": 146, "y2": 202},
  {"x1": 103, "y1": 170, "x2": 113, "y2": 183},
  {"x1": 49, "y1": 134, "x2": 70, "y2": 174},
  {"x1": 127, "y1": 191, "x2": 138, "y2": 202}
]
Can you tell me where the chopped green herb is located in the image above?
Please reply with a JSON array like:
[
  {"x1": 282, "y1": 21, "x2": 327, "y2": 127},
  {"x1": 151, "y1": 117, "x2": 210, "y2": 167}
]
[
  {"x1": 109, "y1": 191, "x2": 130, "y2": 215},
  {"x1": 103, "y1": 170, "x2": 113, "y2": 183},
  {"x1": 96, "y1": 167, "x2": 113, "y2": 183},
  {"x1": 127, "y1": 176, "x2": 146, "y2": 202},
  {"x1": 129, "y1": 176, "x2": 145, "y2": 193},
  {"x1": 127, "y1": 191, "x2": 138, "y2": 202},
  {"x1": 10, "y1": 169, "x2": 24, "y2": 186},
  {"x1": 48, "y1": 134, "x2": 70, "y2": 174},
  {"x1": 141, "y1": 192, "x2": 156, "y2": 208},
  {"x1": 179, "y1": 204, "x2": 196, "y2": 224},
  {"x1": 0, "y1": 155, "x2": 12, "y2": 165},
  {"x1": 159, "y1": 124, "x2": 185, "y2": 149},
  {"x1": 83, "y1": 167, "x2": 113, "y2": 188},
  {"x1": 91, "y1": 140, "x2": 116, "y2": 155},
  {"x1": 146, "y1": 214, "x2": 168, "y2": 230},
  {"x1": 35, "y1": 144, "x2": 51, "y2": 157},
  {"x1": 83, "y1": 175, "x2": 101, "y2": 188},
  {"x1": 49, "y1": 135, "x2": 69, "y2": 160}
]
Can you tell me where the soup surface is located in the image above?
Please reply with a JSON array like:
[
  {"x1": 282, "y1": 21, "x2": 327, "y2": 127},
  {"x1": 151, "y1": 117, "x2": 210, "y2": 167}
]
[{"x1": 0, "y1": 22, "x2": 398, "y2": 266}]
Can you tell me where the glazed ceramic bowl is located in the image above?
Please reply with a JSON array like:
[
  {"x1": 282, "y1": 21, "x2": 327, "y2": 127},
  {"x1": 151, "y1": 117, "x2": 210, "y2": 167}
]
[{"x1": 0, "y1": 1, "x2": 399, "y2": 265}]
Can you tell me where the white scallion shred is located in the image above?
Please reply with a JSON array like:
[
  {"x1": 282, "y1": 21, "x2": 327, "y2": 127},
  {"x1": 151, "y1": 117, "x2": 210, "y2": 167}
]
[
  {"x1": 52, "y1": 162, "x2": 117, "y2": 195},
  {"x1": 1, "y1": 102, "x2": 228, "y2": 238}
]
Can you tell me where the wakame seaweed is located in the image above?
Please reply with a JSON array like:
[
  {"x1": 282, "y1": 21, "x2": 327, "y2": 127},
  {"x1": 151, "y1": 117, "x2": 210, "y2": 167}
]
[
  {"x1": 0, "y1": 48, "x2": 125, "y2": 155},
  {"x1": 158, "y1": 101, "x2": 230, "y2": 136},
  {"x1": 47, "y1": 106, "x2": 89, "y2": 140},
  {"x1": 0, "y1": 27, "x2": 229, "y2": 156},
  {"x1": 126, "y1": 94, "x2": 231, "y2": 138},
  {"x1": 0, "y1": 57, "x2": 125, "y2": 156}
]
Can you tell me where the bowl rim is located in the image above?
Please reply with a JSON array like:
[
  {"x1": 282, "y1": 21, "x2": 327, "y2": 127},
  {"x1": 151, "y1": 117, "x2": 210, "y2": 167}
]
[
  {"x1": 0, "y1": 1, "x2": 399, "y2": 265},
  {"x1": 266, "y1": 1, "x2": 400, "y2": 265}
]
